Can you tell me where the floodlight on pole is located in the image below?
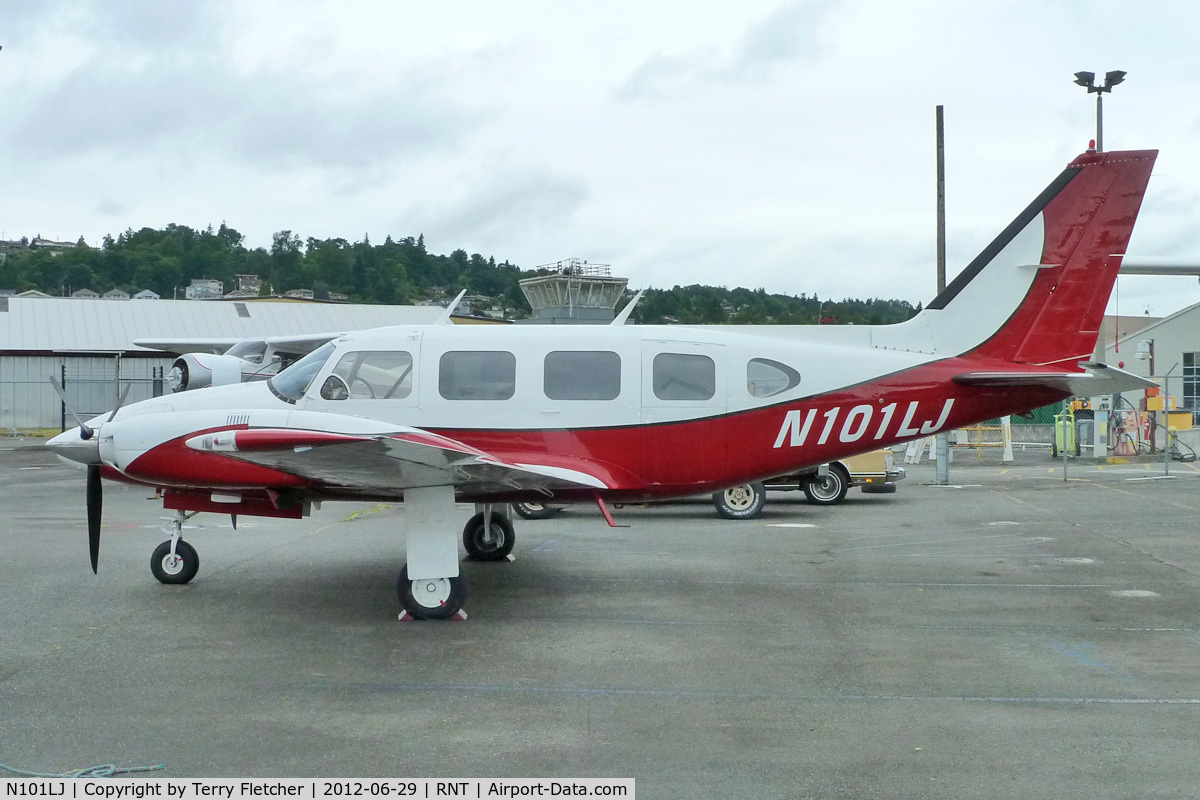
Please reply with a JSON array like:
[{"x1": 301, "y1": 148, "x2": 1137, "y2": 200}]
[{"x1": 1073, "y1": 69, "x2": 1126, "y2": 152}]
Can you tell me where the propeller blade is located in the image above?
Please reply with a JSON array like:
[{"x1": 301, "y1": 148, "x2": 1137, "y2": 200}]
[
  {"x1": 86, "y1": 465, "x2": 102, "y2": 574},
  {"x1": 49, "y1": 377, "x2": 94, "y2": 440},
  {"x1": 107, "y1": 382, "x2": 132, "y2": 422}
]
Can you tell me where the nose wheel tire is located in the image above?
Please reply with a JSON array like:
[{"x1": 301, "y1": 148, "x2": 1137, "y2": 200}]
[
  {"x1": 803, "y1": 466, "x2": 849, "y2": 505},
  {"x1": 150, "y1": 539, "x2": 200, "y2": 584},
  {"x1": 397, "y1": 565, "x2": 467, "y2": 620},
  {"x1": 712, "y1": 482, "x2": 766, "y2": 519},
  {"x1": 462, "y1": 511, "x2": 516, "y2": 561}
]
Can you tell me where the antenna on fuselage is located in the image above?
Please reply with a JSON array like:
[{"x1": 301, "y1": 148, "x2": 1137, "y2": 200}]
[
  {"x1": 610, "y1": 288, "x2": 646, "y2": 326},
  {"x1": 435, "y1": 290, "x2": 468, "y2": 325}
]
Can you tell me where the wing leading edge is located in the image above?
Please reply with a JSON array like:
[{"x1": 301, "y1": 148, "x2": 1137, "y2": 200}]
[{"x1": 184, "y1": 426, "x2": 608, "y2": 495}]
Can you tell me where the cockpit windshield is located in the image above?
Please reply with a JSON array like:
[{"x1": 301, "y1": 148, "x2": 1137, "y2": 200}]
[{"x1": 268, "y1": 341, "x2": 337, "y2": 402}]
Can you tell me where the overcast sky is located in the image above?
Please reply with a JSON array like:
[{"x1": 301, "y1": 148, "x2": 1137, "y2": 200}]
[{"x1": 2, "y1": 0, "x2": 1199, "y2": 318}]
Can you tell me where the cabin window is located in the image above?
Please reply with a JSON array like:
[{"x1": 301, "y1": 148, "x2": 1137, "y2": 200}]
[
  {"x1": 747, "y1": 358, "x2": 801, "y2": 398},
  {"x1": 653, "y1": 353, "x2": 715, "y2": 401},
  {"x1": 544, "y1": 351, "x2": 621, "y2": 400},
  {"x1": 321, "y1": 351, "x2": 414, "y2": 400},
  {"x1": 440, "y1": 351, "x2": 516, "y2": 400}
]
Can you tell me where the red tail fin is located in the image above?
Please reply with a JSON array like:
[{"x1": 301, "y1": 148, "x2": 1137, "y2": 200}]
[{"x1": 963, "y1": 149, "x2": 1157, "y2": 367}]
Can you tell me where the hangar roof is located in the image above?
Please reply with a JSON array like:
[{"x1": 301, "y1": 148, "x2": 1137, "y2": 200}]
[{"x1": 0, "y1": 297, "x2": 447, "y2": 353}]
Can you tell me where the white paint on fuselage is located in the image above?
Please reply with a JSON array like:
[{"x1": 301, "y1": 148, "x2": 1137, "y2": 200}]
[
  {"x1": 69, "y1": 323, "x2": 932, "y2": 467},
  {"x1": 297, "y1": 323, "x2": 928, "y2": 431},
  {"x1": 67, "y1": 208, "x2": 1046, "y2": 456}
]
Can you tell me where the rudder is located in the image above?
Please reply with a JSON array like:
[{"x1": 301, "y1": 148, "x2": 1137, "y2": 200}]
[{"x1": 965, "y1": 148, "x2": 1157, "y2": 367}]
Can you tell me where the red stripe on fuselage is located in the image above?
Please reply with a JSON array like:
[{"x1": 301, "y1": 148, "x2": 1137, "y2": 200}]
[{"x1": 440, "y1": 356, "x2": 1067, "y2": 500}]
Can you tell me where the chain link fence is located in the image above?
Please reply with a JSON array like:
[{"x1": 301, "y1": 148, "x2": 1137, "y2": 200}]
[
  {"x1": 903, "y1": 400, "x2": 1200, "y2": 469},
  {"x1": 0, "y1": 355, "x2": 169, "y2": 432}
]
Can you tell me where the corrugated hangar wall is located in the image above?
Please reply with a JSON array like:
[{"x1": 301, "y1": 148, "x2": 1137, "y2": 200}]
[
  {"x1": 1103, "y1": 300, "x2": 1200, "y2": 413},
  {"x1": 0, "y1": 297, "x2": 449, "y2": 430},
  {"x1": 0, "y1": 354, "x2": 170, "y2": 430}
]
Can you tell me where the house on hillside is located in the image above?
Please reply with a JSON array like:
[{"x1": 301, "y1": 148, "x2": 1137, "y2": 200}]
[{"x1": 185, "y1": 279, "x2": 224, "y2": 300}]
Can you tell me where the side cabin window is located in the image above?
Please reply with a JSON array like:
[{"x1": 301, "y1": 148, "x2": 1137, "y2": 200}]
[
  {"x1": 440, "y1": 350, "x2": 516, "y2": 400},
  {"x1": 321, "y1": 351, "x2": 414, "y2": 401},
  {"x1": 653, "y1": 353, "x2": 715, "y2": 401},
  {"x1": 747, "y1": 358, "x2": 801, "y2": 398},
  {"x1": 544, "y1": 351, "x2": 621, "y2": 401}
]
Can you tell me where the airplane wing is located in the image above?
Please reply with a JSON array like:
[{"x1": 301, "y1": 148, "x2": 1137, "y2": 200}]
[
  {"x1": 133, "y1": 337, "x2": 244, "y2": 355},
  {"x1": 134, "y1": 332, "x2": 342, "y2": 357},
  {"x1": 261, "y1": 332, "x2": 344, "y2": 357},
  {"x1": 184, "y1": 426, "x2": 609, "y2": 496},
  {"x1": 952, "y1": 362, "x2": 1156, "y2": 396}
]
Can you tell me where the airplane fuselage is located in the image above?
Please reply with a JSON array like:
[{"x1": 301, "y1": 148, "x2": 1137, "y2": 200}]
[{"x1": 79, "y1": 322, "x2": 1064, "y2": 503}]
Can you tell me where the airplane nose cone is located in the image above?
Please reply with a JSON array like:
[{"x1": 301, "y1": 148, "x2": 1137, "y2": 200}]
[{"x1": 46, "y1": 426, "x2": 102, "y2": 466}]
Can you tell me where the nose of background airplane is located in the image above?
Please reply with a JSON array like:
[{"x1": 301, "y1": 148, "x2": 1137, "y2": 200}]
[{"x1": 46, "y1": 425, "x2": 102, "y2": 466}]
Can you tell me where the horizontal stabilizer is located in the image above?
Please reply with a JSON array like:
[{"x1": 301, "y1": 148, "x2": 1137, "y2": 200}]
[{"x1": 953, "y1": 362, "x2": 1155, "y2": 397}]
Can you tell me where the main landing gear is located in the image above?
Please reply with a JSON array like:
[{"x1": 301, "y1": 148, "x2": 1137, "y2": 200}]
[
  {"x1": 462, "y1": 509, "x2": 515, "y2": 561},
  {"x1": 395, "y1": 492, "x2": 519, "y2": 621},
  {"x1": 150, "y1": 510, "x2": 201, "y2": 584},
  {"x1": 145, "y1": 498, "x2": 519, "y2": 621}
]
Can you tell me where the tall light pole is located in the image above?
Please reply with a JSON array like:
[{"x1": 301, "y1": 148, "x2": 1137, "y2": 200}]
[
  {"x1": 934, "y1": 105, "x2": 949, "y2": 485},
  {"x1": 1073, "y1": 70, "x2": 1126, "y2": 152}
]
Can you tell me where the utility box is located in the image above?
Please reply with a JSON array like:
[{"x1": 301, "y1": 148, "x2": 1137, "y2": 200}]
[
  {"x1": 1167, "y1": 410, "x2": 1193, "y2": 431},
  {"x1": 1146, "y1": 394, "x2": 1176, "y2": 412}
]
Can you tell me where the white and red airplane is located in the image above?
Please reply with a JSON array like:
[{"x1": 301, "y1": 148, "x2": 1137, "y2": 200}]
[{"x1": 48, "y1": 146, "x2": 1158, "y2": 620}]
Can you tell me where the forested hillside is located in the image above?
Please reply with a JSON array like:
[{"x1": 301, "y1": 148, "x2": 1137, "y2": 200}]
[{"x1": 0, "y1": 223, "x2": 920, "y2": 325}]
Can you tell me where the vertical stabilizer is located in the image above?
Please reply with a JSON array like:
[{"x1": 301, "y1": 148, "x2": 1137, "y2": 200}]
[
  {"x1": 881, "y1": 149, "x2": 1157, "y2": 368},
  {"x1": 961, "y1": 149, "x2": 1157, "y2": 367}
]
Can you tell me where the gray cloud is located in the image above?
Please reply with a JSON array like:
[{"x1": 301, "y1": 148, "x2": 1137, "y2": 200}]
[
  {"x1": 92, "y1": 197, "x2": 129, "y2": 216},
  {"x1": 405, "y1": 167, "x2": 589, "y2": 252},
  {"x1": 5, "y1": 1, "x2": 480, "y2": 175},
  {"x1": 617, "y1": 0, "x2": 835, "y2": 101},
  {"x1": 84, "y1": 0, "x2": 226, "y2": 51}
]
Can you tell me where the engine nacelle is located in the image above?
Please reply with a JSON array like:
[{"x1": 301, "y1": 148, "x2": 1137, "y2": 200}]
[{"x1": 168, "y1": 354, "x2": 245, "y2": 392}]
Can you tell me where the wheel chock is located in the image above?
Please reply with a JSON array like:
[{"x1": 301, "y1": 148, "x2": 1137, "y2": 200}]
[{"x1": 397, "y1": 609, "x2": 469, "y2": 622}]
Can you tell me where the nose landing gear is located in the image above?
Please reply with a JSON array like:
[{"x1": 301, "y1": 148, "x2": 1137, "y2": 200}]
[{"x1": 151, "y1": 510, "x2": 200, "y2": 584}]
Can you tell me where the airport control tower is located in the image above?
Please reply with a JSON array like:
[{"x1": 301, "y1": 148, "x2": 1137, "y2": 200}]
[{"x1": 517, "y1": 258, "x2": 629, "y2": 324}]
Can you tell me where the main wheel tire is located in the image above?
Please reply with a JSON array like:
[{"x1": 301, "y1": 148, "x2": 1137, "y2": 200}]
[
  {"x1": 397, "y1": 565, "x2": 467, "y2": 620},
  {"x1": 150, "y1": 539, "x2": 200, "y2": 584},
  {"x1": 511, "y1": 501, "x2": 563, "y2": 520},
  {"x1": 803, "y1": 466, "x2": 849, "y2": 505},
  {"x1": 712, "y1": 482, "x2": 766, "y2": 519},
  {"x1": 462, "y1": 511, "x2": 516, "y2": 561}
]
